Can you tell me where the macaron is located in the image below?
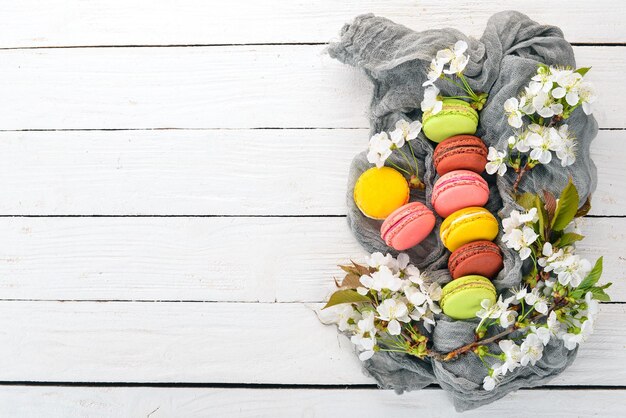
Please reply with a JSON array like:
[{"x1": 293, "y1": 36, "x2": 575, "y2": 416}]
[
  {"x1": 381, "y1": 202, "x2": 436, "y2": 251},
  {"x1": 440, "y1": 207, "x2": 499, "y2": 252},
  {"x1": 431, "y1": 170, "x2": 489, "y2": 218},
  {"x1": 440, "y1": 275, "x2": 497, "y2": 319},
  {"x1": 422, "y1": 98, "x2": 479, "y2": 143},
  {"x1": 433, "y1": 135, "x2": 488, "y2": 175},
  {"x1": 448, "y1": 240, "x2": 503, "y2": 280},
  {"x1": 353, "y1": 167, "x2": 410, "y2": 220}
]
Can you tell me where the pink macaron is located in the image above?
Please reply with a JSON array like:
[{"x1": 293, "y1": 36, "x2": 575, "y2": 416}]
[
  {"x1": 431, "y1": 170, "x2": 489, "y2": 218},
  {"x1": 381, "y1": 202, "x2": 436, "y2": 251}
]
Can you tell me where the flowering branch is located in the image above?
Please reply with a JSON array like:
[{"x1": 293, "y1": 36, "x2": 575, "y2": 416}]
[
  {"x1": 320, "y1": 182, "x2": 611, "y2": 391},
  {"x1": 421, "y1": 40, "x2": 488, "y2": 113},
  {"x1": 486, "y1": 65, "x2": 597, "y2": 193},
  {"x1": 367, "y1": 120, "x2": 425, "y2": 189}
]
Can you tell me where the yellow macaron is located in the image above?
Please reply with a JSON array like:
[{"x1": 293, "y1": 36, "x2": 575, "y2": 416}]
[
  {"x1": 440, "y1": 207, "x2": 499, "y2": 251},
  {"x1": 353, "y1": 167, "x2": 410, "y2": 220}
]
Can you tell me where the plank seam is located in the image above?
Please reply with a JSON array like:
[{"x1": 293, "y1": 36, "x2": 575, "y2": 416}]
[
  {"x1": 0, "y1": 382, "x2": 623, "y2": 390},
  {"x1": 0, "y1": 215, "x2": 623, "y2": 218},
  {"x1": 0, "y1": 42, "x2": 623, "y2": 51},
  {"x1": 0, "y1": 127, "x2": 621, "y2": 132},
  {"x1": 0, "y1": 300, "x2": 621, "y2": 304}
]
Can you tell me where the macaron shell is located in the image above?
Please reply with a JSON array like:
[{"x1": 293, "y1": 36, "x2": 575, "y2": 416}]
[
  {"x1": 440, "y1": 207, "x2": 499, "y2": 252},
  {"x1": 448, "y1": 241, "x2": 503, "y2": 279},
  {"x1": 431, "y1": 170, "x2": 489, "y2": 218},
  {"x1": 422, "y1": 99, "x2": 479, "y2": 143},
  {"x1": 440, "y1": 275, "x2": 497, "y2": 320},
  {"x1": 434, "y1": 135, "x2": 488, "y2": 176},
  {"x1": 381, "y1": 202, "x2": 436, "y2": 251},
  {"x1": 353, "y1": 167, "x2": 410, "y2": 220}
]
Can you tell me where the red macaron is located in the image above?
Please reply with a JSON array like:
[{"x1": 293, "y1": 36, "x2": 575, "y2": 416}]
[
  {"x1": 448, "y1": 240, "x2": 504, "y2": 280},
  {"x1": 433, "y1": 135, "x2": 488, "y2": 176},
  {"x1": 381, "y1": 202, "x2": 436, "y2": 251}
]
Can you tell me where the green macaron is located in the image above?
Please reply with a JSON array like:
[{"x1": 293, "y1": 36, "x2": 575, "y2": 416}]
[
  {"x1": 440, "y1": 275, "x2": 497, "y2": 320},
  {"x1": 422, "y1": 98, "x2": 479, "y2": 143}
]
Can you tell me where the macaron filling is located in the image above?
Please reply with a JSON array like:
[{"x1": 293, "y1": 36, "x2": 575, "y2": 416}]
[
  {"x1": 440, "y1": 211, "x2": 488, "y2": 242},
  {"x1": 431, "y1": 175, "x2": 489, "y2": 202},
  {"x1": 434, "y1": 144, "x2": 487, "y2": 164}
]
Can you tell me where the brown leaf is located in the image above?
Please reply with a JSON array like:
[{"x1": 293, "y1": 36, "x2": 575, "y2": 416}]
[
  {"x1": 351, "y1": 260, "x2": 371, "y2": 276},
  {"x1": 341, "y1": 273, "x2": 362, "y2": 289},
  {"x1": 333, "y1": 276, "x2": 341, "y2": 288},
  {"x1": 575, "y1": 195, "x2": 592, "y2": 218},
  {"x1": 542, "y1": 190, "x2": 557, "y2": 223},
  {"x1": 338, "y1": 264, "x2": 358, "y2": 275}
]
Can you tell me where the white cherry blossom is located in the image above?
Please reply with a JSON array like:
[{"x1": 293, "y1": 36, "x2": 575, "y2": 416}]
[
  {"x1": 554, "y1": 255, "x2": 592, "y2": 287},
  {"x1": 499, "y1": 309, "x2": 518, "y2": 328},
  {"x1": 318, "y1": 304, "x2": 360, "y2": 332},
  {"x1": 367, "y1": 252, "x2": 397, "y2": 270},
  {"x1": 367, "y1": 132, "x2": 393, "y2": 168},
  {"x1": 390, "y1": 120, "x2": 422, "y2": 148},
  {"x1": 376, "y1": 299, "x2": 410, "y2": 335},
  {"x1": 504, "y1": 97, "x2": 524, "y2": 128},
  {"x1": 499, "y1": 340, "x2": 522, "y2": 373},
  {"x1": 578, "y1": 82, "x2": 597, "y2": 115},
  {"x1": 351, "y1": 311, "x2": 377, "y2": 360},
  {"x1": 483, "y1": 364, "x2": 503, "y2": 391},
  {"x1": 532, "y1": 91, "x2": 563, "y2": 118},
  {"x1": 437, "y1": 40, "x2": 469, "y2": 75},
  {"x1": 485, "y1": 147, "x2": 507, "y2": 176},
  {"x1": 421, "y1": 85, "x2": 443, "y2": 115},
  {"x1": 520, "y1": 333, "x2": 544, "y2": 366},
  {"x1": 527, "y1": 127, "x2": 559, "y2": 164},
  {"x1": 503, "y1": 226, "x2": 538, "y2": 260},
  {"x1": 423, "y1": 58, "x2": 445, "y2": 86},
  {"x1": 562, "y1": 319, "x2": 594, "y2": 350},
  {"x1": 360, "y1": 265, "x2": 403, "y2": 292}
]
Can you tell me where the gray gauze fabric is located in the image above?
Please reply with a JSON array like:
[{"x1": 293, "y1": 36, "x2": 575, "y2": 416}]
[{"x1": 327, "y1": 11, "x2": 598, "y2": 411}]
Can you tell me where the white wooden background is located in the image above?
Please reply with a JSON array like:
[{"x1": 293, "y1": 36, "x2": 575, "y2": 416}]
[{"x1": 0, "y1": 1, "x2": 624, "y2": 417}]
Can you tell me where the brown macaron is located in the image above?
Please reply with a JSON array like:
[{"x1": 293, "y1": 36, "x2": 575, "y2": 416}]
[
  {"x1": 448, "y1": 240, "x2": 503, "y2": 280},
  {"x1": 433, "y1": 135, "x2": 488, "y2": 176}
]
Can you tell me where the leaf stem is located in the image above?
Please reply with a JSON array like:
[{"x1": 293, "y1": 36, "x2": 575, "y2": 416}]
[{"x1": 387, "y1": 161, "x2": 412, "y2": 176}]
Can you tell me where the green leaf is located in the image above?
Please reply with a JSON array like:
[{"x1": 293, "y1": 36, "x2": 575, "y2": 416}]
[
  {"x1": 551, "y1": 180, "x2": 580, "y2": 231},
  {"x1": 590, "y1": 286, "x2": 611, "y2": 302},
  {"x1": 575, "y1": 66, "x2": 591, "y2": 77},
  {"x1": 323, "y1": 289, "x2": 370, "y2": 309},
  {"x1": 516, "y1": 193, "x2": 536, "y2": 211},
  {"x1": 557, "y1": 233, "x2": 585, "y2": 247},
  {"x1": 575, "y1": 196, "x2": 592, "y2": 218},
  {"x1": 577, "y1": 257, "x2": 603, "y2": 290}
]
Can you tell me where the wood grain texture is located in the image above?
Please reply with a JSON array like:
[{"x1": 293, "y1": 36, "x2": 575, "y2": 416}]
[
  {"x1": 0, "y1": 217, "x2": 620, "y2": 302},
  {"x1": 0, "y1": 129, "x2": 623, "y2": 216},
  {"x1": 1, "y1": 0, "x2": 623, "y2": 47},
  {"x1": 0, "y1": 301, "x2": 622, "y2": 385},
  {"x1": 0, "y1": 46, "x2": 622, "y2": 130},
  {"x1": 1, "y1": 387, "x2": 624, "y2": 418}
]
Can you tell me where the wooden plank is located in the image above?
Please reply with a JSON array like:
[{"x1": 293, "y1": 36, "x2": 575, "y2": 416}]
[
  {"x1": 0, "y1": 217, "x2": 621, "y2": 303},
  {"x1": 0, "y1": 46, "x2": 621, "y2": 130},
  {"x1": 0, "y1": 387, "x2": 624, "y2": 418},
  {"x1": 1, "y1": 1, "x2": 623, "y2": 47},
  {"x1": 0, "y1": 129, "x2": 622, "y2": 216},
  {"x1": 0, "y1": 301, "x2": 622, "y2": 385}
]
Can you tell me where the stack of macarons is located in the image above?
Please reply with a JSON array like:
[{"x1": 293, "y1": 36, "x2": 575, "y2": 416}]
[
  {"x1": 428, "y1": 135, "x2": 504, "y2": 320},
  {"x1": 352, "y1": 130, "x2": 504, "y2": 320}
]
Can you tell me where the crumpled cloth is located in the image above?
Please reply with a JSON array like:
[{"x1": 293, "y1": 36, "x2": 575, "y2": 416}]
[{"x1": 327, "y1": 11, "x2": 598, "y2": 411}]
